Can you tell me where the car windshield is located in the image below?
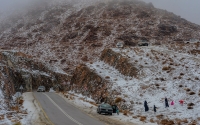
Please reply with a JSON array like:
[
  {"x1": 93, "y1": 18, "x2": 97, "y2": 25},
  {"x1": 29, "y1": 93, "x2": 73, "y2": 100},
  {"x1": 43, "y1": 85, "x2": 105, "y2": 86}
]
[{"x1": 101, "y1": 104, "x2": 112, "y2": 108}]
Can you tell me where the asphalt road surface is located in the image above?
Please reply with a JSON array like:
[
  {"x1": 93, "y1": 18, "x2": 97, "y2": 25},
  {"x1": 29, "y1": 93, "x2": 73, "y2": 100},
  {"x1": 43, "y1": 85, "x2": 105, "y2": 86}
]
[{"x1": 34, "y1": 92, "x2": 105, "y2": 125}]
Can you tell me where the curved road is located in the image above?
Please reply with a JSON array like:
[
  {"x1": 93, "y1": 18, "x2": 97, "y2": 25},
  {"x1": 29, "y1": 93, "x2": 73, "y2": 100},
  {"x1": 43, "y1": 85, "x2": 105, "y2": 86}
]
[{"x1": 34, "y1": 92, "x2": 105, "y2": 125}]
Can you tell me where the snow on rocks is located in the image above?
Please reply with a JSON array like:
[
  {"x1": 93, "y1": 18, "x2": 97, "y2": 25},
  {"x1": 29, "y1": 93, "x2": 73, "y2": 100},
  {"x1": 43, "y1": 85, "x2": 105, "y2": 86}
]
[{"x1": 87, "y1": 46, "x2": 200, "y2": 124}]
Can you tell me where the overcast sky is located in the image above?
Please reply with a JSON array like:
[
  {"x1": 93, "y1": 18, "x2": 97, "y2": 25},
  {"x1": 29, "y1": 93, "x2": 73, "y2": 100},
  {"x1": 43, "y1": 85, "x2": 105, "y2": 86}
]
[
  {"x1": 142, "y1": 0, "x2": 200, "y2": 25},
  {"x1": 0, "y1": 0, "x2": 200, "y2": 25}
]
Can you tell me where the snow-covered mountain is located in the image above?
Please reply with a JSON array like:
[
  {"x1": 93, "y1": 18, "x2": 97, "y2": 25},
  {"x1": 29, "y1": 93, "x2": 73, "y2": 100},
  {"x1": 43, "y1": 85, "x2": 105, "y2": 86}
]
[{"x1": 0, "y1": 0, "x2": 200, "y2": 124}]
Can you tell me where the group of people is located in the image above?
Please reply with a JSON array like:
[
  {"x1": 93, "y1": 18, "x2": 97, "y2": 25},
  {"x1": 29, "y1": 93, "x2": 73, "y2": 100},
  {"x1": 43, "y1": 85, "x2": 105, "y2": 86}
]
[{"x1": 144, "y1": 98, "x2": 184, "y2": 112}]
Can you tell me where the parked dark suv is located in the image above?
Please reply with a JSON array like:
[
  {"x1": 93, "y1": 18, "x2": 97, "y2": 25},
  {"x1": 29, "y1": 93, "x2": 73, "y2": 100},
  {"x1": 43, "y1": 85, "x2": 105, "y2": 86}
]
[
  {"x1": 37, "y1": 86, "x2": 46, "y2": 92},
  {"x1": 97, "y1": 103, "x2": 113, "y2": 115}
]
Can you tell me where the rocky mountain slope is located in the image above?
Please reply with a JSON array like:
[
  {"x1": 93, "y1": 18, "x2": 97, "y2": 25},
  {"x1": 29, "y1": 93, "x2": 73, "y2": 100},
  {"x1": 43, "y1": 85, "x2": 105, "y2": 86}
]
[
  {"x1": 0, "y1": 0, "x2": 200, "y2": 124},
  {"x1": 0, "y1": 0, "x2": 200, "y2": 73}
]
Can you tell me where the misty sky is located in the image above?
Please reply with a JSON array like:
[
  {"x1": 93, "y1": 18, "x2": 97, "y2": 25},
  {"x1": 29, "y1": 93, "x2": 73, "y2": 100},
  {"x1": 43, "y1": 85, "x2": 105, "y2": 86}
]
[
  {"x1": 0, "y1": 0, "x2": 200, "y2": 25},
  {"x1": 142, "y1": 0, "x2": 200, "y2": 25}
]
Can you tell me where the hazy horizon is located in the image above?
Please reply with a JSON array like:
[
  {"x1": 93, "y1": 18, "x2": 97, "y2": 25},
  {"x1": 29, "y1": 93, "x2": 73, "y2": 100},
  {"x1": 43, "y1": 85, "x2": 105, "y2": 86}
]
[
  {"x1": 142, "y1": 0, "x2": 200, "y2": 25},
  {"x1": 0, "y1": 0, "x2": 200, "y2": 25}
]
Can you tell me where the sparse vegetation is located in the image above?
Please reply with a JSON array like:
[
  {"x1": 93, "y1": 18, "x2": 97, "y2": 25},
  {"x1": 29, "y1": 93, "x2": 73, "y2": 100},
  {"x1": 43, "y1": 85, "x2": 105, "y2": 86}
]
[
  {"x1": 115, "y1": 97, "x2": 122, "y2": 103},
  {"x1": 187, "y1": 103, "x2": 195, "y2": 106},
  {"x1": 189, "y1": 92, "x2": 195, "y2": 95},
  {"x1": 187, "y1": 106, "x2": 193, "y2": 109},
  {"x1": 123, "y1": 110, "x2": 128, "y2": 116},
  {"x1": 139, "y1": 116, "x2": 146, "y2": 122},
  {"x1": 162, "y1": 66, "x2": 171, "y2": 71},
  {"x1": 185, "y1": 88, "x2": 191, "y2": 92},
  {"x1": 179, "y1": 85, "x2": 183, "y2": 87},
  {"x1": 160, "y1": 119, "x2": 175, "y2": 125},
  {"x1": 13, "y1": 122, "x2": 22, "y2": 125}
]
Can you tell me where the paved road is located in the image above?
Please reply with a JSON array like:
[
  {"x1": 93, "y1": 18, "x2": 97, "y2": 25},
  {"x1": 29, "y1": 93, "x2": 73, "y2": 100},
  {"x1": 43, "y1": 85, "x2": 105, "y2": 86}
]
[{"x1": 34, "y1": 92, "x2": 105, "y2": 125}]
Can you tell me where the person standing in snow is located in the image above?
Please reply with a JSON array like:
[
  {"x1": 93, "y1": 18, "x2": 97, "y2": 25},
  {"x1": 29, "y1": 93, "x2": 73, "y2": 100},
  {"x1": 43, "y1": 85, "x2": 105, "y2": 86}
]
[
  {"x1": 153, "y1": 105, "x2": 157, "y2": 113},
  {"x1": 179, "y1": 100, "x2": 184, "y2": 106},
  {"x1": 165, "y1": 97, "x2": 169, "y2": 108},
  {"x1": 144, "y1": 100, "x2": 149, "y2": 112},
  {"x1": 171, "y1": 100, "x2": 174, "y2": 106}
]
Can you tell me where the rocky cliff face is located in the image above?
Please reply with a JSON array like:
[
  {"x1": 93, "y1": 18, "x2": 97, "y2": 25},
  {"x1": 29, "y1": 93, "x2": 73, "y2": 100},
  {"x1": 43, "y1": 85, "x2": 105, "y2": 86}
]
[
  {"x1": 0, "y1": 50, "x2": 69, "y2": 102},
  {"x1": 71, "y1": 64, "x2": 112, "y2": 103},
  {"x1": 100, "y1": 49, "x2": 138, "y2": 77}
]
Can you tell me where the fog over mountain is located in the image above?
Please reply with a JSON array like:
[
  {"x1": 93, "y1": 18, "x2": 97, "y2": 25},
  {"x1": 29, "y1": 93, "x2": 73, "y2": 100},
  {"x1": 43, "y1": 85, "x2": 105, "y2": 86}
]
[
  {"x1": 1, "y1": 0, "x2": 199, "y2": 25},
  {"x1": 142, "y1": 0, "x2": 200, "y2": 25}
]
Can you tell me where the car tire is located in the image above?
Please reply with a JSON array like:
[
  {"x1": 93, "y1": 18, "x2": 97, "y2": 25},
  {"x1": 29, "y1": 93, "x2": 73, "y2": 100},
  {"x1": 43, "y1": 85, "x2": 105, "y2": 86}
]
[
  {"x1": 110, "y1": 113, "x2": 112, "y2": 115},
  {"x1": 99, "y1": 111, "x2": 101, "y2": 114}
]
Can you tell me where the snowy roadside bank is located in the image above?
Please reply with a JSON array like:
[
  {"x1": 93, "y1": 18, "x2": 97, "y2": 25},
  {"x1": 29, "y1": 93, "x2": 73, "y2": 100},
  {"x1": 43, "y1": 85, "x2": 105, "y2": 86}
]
[
  {"x1": 57, "y1": 92, "x2": 157, "y2": 125},
  {"x1": 21, "y1": 92, "x2": 52, "y2": 125}
]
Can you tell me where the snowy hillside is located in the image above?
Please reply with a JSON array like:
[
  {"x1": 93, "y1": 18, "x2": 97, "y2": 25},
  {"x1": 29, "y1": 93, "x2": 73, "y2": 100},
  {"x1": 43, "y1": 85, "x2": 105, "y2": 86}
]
[
  {"x1": 87, "y1": 46, "x2": 200, "y2": 124},
  {"x1": 0, "y1": 0, "x2": 200, "y2": 124}
]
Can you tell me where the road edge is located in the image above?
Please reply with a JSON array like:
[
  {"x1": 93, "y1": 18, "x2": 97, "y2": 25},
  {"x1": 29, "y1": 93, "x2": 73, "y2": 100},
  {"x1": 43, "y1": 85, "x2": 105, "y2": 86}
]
[{"x1": 33, "y1": 92, "x2": 54, "y2": 125}]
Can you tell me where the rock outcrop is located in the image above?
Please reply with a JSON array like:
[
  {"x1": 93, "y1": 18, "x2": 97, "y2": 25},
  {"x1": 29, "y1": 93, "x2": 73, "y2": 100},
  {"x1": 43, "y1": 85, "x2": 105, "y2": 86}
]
[
  {"x1": 100, "y1": 49, "x2": 138, "y2": 77},
  {"x1": 0, "y1": 50, "x2": 69, "y2": 96},
  {"x1": 70, "y1": 64, "x2": 112, "y2": 103}
]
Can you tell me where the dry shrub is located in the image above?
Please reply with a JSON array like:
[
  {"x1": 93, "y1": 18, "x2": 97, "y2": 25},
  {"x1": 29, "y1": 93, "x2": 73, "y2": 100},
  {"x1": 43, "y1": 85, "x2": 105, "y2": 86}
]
[
  {"x1": 187, "y1": 106, "x2": 193, "y2": 109},
  {"x1": 11, "y1": 106, "x2": 19, "y2": 111},
  {"x1": 179, "y1": 85, "x2": 183, "y2": 87},
  {"x1": 173, "y1": 77, "x2": 177, "y2": 79},
  {"x1": 187, "y1": 103, "x2": 195, "y2": 106},
  {"x1": 69, "y1": 96, "x2": 74, "y2": 100},
  {"x1": 189, "y1": 92, "x2": 195, "y2": 95},
  {"x1": 0, "y1": 115, "x2": 4, "y2": 120},
  {"x1": 132, "y1": 116, "x2": 137, "y2": 119},
  {"x1": 160, "y1": 78, "x2": 165, "y2": 81},
  {"x1": 160, "y1": 119, "x2": 175, "y2": 125},
  {"x1": 13, "y1": 122, "x2": 22, "y2": 125},
  {"x1": 185, "y1": 88, "x2": 191, "y2": 92},
  {"x1": 180, "y1": 73, "x2": 184, "y2": 76},
  {"x1": 195, "y1": 77, "x2": 199, "y2": 80},
  {"x1": 79, "y1": 97, "x2": 84, "y2": 101},
  {"x1": 178, "y1": 76, "x2": 182, "y2": 79},
  {"x1": 64, "y1": 94, "x2": 69, "y2": 98},
  {"x1": 115, "y1": 97, "x2": 122, "y2": 103},
  {"x1": 156, "y1": 114, "x2": 164, "y2": 119},
  {"x1": 130, "y1": 101, "x2": 134, "y2": 104},
  {"x1": 19, "y1": 99, "x2": 24, "y2": 105},
  {"x1": 89, "y1": 101, "x2": 97, "y2": 106},
  {"x1": 189, "y1": 120, "x2": 197, "y2": 125},
  {"x1": 162, "y1": 60, "x2": 167, "y2": 65},
  {"x1": 182, "y1": 118, "x2": 188, "y2": 123},
  {"x1": 141, "y1": 85, "x2": 149, "y2": 90},
  {"x1": 139, "y1": 116, "x2": 146, "y2": 122},
  {"x1": 123, "y1": 110, "x2": 128, "y2": 116},
  {"x1": 150, "y1": 118, "x2": 154, "y2": 123},
  {"x1": 166, "y1": 70, "x2": 171, "y2": 73},
  {"x1": 174, "y1": 118, "x2": 182, "y2": 125},
  {"x1": 155, "y1": 84, "x2": 160, "y2": 86},
  {"x1": 162, "y1": 66, "x2": 171, "y2": 71},
  {"x1": 105, "y1": 76, "x2": 110, "y2": 79}
]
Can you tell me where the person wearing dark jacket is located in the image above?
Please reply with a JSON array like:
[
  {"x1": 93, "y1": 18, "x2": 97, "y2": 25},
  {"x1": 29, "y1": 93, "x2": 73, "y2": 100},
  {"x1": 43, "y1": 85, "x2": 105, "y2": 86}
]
[
  {"x1": 144, "y1": 100, "x2": 149, "y2": 112},
  {"x1": 165, "y1": 97, "x2": 169, "y2": 108},
  {"x1": 154, "y1": 105, "x2": 157, "y2": 112}
]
